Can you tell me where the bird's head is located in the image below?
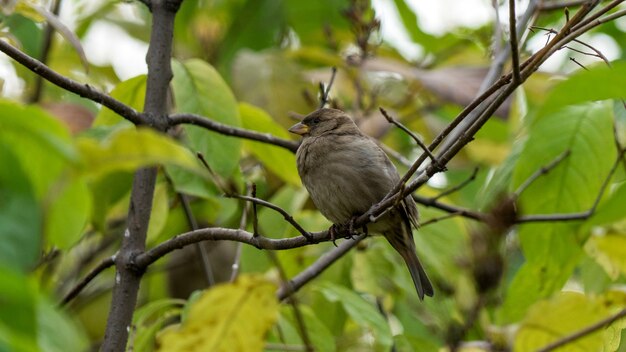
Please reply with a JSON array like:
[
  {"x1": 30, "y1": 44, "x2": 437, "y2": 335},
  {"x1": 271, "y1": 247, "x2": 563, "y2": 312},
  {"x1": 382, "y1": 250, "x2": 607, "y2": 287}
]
[{"x1": 288, "y1": 108, "x2": 359, "y2": 137}]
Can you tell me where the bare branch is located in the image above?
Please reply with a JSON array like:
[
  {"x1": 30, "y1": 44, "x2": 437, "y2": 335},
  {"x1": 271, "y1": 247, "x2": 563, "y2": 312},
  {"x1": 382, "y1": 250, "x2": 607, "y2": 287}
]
[
  {"x1": 230, "y1": 184, "x2": 252, "y2": 282},
  {"x1": 134, "y1": 228, "x2": 329, "y2": 269},
  {"x1": 267, "y1": 250, "x2": 314, "y2": 351},
  {"x1": 277, "y1": 234, "x2": 366, "y2": 301},
  {"x1": 179, "y1": 192, "x2": 215, "y2": 286},
  {"x1": 60, "y1": 255, "x2": 116, "y2": 306},
  {"x1": 319, "y1": 67, "x2": 338, "y2": 108},
  {"x1": 509, "y1": 0, "x2": 522, "y2": 83},
  {"x1": 225, "y1": 194, "x2": 313, "y2": 240},
  {"x1": 29, "y1": 0, "x2": 62, "y2": 103},
  {"x1": 379, "y1": 107, "x2": 439, "y2": 164},
  {"x1": 169, "y1": 113, "x2": 298, "y2": 152},
  {"x1": 537, "y1": 308, "x2": 626, "y2": 352},
  {"x1": 413, "y1": 195, "x2": 487, "y2": 222},
  {"x1": 433, "y1": 167, "x2": 479, "y2": 201},
  {"x1": 420, "y1": 212, "x2": 464, "y2": 227},
  {"x1": 102, "y1": 0, "x2": 179, "y2": 349}
]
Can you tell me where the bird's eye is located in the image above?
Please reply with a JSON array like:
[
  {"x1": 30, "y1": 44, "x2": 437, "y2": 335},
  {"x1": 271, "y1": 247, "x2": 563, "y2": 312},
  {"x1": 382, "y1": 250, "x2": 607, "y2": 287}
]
[{"x1": 311, "y1": 117, "x2": 320, "y2": 124}]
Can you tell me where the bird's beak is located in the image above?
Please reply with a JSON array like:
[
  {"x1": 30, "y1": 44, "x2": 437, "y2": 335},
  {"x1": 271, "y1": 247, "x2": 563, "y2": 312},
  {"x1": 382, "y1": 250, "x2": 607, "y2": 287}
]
[{"x1": 288, "y1": 122, "x2": 309, "y2": 135}]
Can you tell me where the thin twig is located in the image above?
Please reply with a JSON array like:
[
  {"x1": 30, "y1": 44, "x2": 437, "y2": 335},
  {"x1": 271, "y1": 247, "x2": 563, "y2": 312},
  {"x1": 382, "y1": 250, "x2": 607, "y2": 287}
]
[
  {"x1": 170, "y1": 113, "x2": 299, "y2": 153},
  {"x1": 378, "y1": 142, "x2": 412, "y2": 167},
  {"x1": 514, "y1": 150, "x2": 571, "y2": 197},
  {"x1": 509, "y1": 0, "x2": 521, "y2": 83},
  {"x1": 532, "y1": 26, "x2": 611, "y2": 65},
  {"x1": 537, "y1": 308, "x2": 626, "y2": 352},
  {"x1": 420, "y1": 212, "x2": 463, "y2": 227},
  {"x1": 433, "y1": 167, "x2": 479, "y2": 201},
  {"x1": 379, "y1": 107, "x2": 438, "y2": 164},
  {"x1": 319, "y1": 67, "x2": 338, "y2": 108},
  {"x1": 266, "y1": 250, "x2": 314, "y2": 352},
  {"x1": 413, "y1": 195, "x2": 487, "y2": 222},
  {"x1": 252, "y1": 184, "x2": 260, "y2": 236},
  {"x1": 569, "y1": 56, "x2": 589, "y2": 70},
  {"x1": 60, "y1": 255, "x2": 116, "y2": 306},
  {"x1": 196, "y1": 152, "x2": 237, "y2": 195},
  {"x1": 225, "y1": 194, "x2": 313, "y2": 240},
  {"x1": 276, "y1": 234, "x2": 366, "y2": 301},
  {"x1": 179, "y1": 193, "x2": 216, "y2": 286},
  {"x1": 29, "y1": 0, "x2": 62, "y2": 103},
  {"x1": 230, "y1": 184, "x2": 252, "y2": 282}
]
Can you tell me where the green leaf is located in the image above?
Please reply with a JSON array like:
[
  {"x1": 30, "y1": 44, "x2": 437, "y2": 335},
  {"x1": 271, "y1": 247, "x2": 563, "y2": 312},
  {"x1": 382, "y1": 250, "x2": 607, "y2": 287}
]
[
  {"x1": 132, "y1": 298, "x2": 185, "y2": 352},
  {"x1": 169, "y1": 59, "x2": 241, "y2": 198},
  {"x1": 37, "y1": 297, "x2": 89, "y2": 352},
  {"x1": 0, "y1": 100, "x2": 76, "y2": 198},
  {"x1": 415, "y1": 206, "x2": 469, "y2": 285},
  {"x1": 258, "y1": 185, "x2": 309, "y2": 238},
  {"x1": 351, "y1": 242, "x2": 400, "y2": 297},
  {"x1": 276, "y1": 305, "x2": 336, "y2": 352},
  {"x1": 239, "y1": 103, "x2": 300, "y2": 186},
  {"x1": 500, "y1": 103, "x2": 616, "y2": 323},
  {"x1": 0, "y1": 144, "x2": 42, "y2": 271},
  {"x1": 93, "y1": 75, "x2": 147, "y2": 127},
  {"x1": 284, "y1": 0, "x2": 351, "y2": 45},
  {"x1": 216, "y1": 0, "x2": 285, "y2": 75},
  {"x1": 0, "y1": 267, "x2": 37, "y2": 340},
  {"x1": 77, "y1": 127, "x2": 205, "y2": 177},
  {"x1": 317, "y1": 282, "x2": 393, "y2": 351},
  {"x1": 88, "y1": 171, "x2": 133, "y2": 232},
  {"x1": 44, "y1": 177, "x2": 92, "y2": 249},
  {"x1": 0, "y1": 268, "x2": 88, "y2": 352},
  {"x1": 539, "y1": 62, "x2": 626, "y2": 116},
  {"x1": 585, "y1": 181, "x2": 626, "y2": 227}
]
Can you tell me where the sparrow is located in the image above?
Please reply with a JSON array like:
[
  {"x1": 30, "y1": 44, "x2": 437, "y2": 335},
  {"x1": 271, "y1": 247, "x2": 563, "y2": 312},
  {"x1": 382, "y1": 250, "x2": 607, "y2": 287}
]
[{"x1": 289, "y1": 108, "x2": 434, "y2": 300}]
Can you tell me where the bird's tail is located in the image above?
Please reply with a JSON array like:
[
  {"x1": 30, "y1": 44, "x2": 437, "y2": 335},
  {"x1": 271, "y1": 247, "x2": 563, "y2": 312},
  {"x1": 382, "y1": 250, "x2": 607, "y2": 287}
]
[
  {"x1": 385, "y1": 226, "x2": 434, "y2": 300},
  {"x1": 400, "y1": 247, "x2": 434, "y2": 300}
]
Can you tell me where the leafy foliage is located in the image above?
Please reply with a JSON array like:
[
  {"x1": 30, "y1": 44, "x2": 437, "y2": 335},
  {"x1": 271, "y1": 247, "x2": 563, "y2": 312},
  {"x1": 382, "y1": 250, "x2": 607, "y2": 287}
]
[{"x1": 1, "y1": 0, "x2": 626, "y2": 351}]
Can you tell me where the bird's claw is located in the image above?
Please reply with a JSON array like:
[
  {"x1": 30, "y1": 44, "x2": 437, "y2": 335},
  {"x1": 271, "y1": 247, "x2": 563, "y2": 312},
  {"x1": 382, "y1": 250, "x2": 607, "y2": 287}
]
[
  {"x1": 329, "y1": 224, "x2": 339, "y2": 247},
  {"x1": 329, "y1": 217, "x2": 363, "y2": 245}
]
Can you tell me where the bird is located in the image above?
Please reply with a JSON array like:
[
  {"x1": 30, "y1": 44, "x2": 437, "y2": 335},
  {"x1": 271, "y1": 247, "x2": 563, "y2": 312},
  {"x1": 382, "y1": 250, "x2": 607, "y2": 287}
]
[{"x1": 289, "y1": 108, "x2": 434, "y2": 300}]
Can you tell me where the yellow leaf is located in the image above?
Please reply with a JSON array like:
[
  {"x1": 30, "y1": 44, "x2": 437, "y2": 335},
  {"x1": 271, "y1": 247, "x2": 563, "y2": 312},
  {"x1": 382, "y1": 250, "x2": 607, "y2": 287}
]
[
  {"x1": 585, "y1": 233, "x2": 626, "y2": 280},
  {"x1": 157, "y1": 275, "x2": 278, "y2": 352},
  {"x1": 515, "y1": 292, "x2": 619, "y2": 352}
]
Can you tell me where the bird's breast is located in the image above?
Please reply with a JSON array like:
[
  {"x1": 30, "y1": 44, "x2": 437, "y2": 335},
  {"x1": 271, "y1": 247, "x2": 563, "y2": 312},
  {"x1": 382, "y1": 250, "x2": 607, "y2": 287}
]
[{"x1": 296, "y1": 136, "x2": 395, "y2": 224}]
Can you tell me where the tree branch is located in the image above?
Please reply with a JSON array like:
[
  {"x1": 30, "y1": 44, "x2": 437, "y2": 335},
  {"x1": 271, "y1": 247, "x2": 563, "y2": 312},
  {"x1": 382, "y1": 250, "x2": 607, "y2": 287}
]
[
  {"x1": 225, "y1": 194, "x2": 313, "y2": 240},
  {"x1": 134, "y1": 228, "x2": 330, "y2": 269},
  {"x1": 169, "y1": 113, "x2": 299, "y2": 152},
  {"x1": 101, "y1": 0, "x2": 181, "y2": 350},
  {"x1": 277, "y1": 234, "x2": 366, "y2": 301},
  {"x1": 0, "y1": 39, "x2": 143, "y2": 125},
  {"x1": 509, "y1": 0, "x2": 522, "y2": 83},
  {"x1": 60, "y1": 255, "x2": 116, "y2": 306}
]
